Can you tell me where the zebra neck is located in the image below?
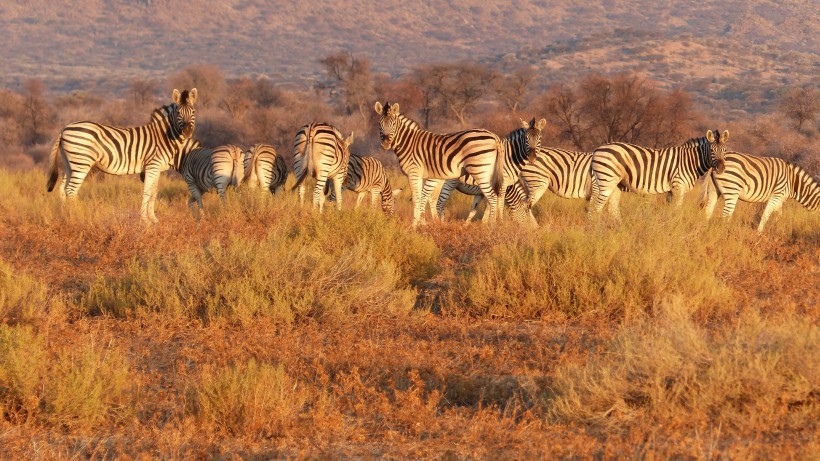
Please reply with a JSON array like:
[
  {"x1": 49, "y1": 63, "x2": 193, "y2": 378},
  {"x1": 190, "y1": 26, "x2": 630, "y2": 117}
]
[{"x1": 391, "y1": 116, "x2": 423, "y2": 159}]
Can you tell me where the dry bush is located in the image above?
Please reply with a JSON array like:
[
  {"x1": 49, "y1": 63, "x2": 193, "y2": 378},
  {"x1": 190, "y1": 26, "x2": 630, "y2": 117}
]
[
  {"x1": 0, "y1": 260, "x2": 49, "y2": 324},
  {"x1": 0, "y1": 325, "x2": 46, "y2": 423},
  {"x1": 446, "y1": 196, "x2": 762, "y2": 321},
  {"x1": 549, "y1": 300, "x2": 819, "y2": 433},
  {"x1": 81, "y1": 197, "x2": 439, "y2": 324},
  {"x1": 43, "y1": 341, "x2": 131, "y2": 429},
  {"x1": 193, "y1": 359, "x2": 306, "y2": 437}
]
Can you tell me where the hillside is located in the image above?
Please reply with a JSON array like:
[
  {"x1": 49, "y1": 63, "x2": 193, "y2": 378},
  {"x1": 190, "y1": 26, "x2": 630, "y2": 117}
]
[{"x1": 1, "y1": 0, "x2": 818, "y2": 105}]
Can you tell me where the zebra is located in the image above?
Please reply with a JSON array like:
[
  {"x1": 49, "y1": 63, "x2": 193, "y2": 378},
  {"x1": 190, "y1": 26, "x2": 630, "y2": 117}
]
[
  {"x1": 291, "y1": 123, "x2": 352, "y2": 213},
  {"x1": 434, "y1": 118, "x2": 546, "y2": 222},
  {"x1": 588, "y1": 130, "x2": 729, "y2": 220},
  {"x1": 46, "y1": 88, "x2": 198, "y2": 223},
  {"x1": 700, "y1": 151, "x2": 819, "y2": 232},
  {"x1": 243, "y1": 144, "x2": 288, "y2": 194},
  {"x1": 178, "y1": 144, "x2": 245, "y2": 215},
  {"x1": 519, "y1": 147, "x2": 595, "y2": 208},
  {"x1": 326, "y1": 154, "x2": 400, "y2": 216},
  {"x1": 374, "y1": 101, "x2": 507, "y2": 227}
]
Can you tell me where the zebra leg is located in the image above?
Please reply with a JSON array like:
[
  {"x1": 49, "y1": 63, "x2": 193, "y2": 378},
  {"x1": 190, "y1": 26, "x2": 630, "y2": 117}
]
[
  {"x1": 140, "y1": 168, "x2": 161, "y2": 223},
  {"x1": 757, "y1": 195, "x2": 785, "y2": 232},
  {"x1": 313, "y1": 174, "x2": 328, "y2": 213},
  {"x1": 356, "y1": 192, "x2": 366, "y2": 208},
  {"x1": 436, "y1": 181, "x2": 457, "y2": 220},
  {"x1": 408, "y1": 175, "x2": 426, "y2": 227},
  {"x1": 587, "y1": 176, "x2": 612, "y2": 218},
  {"x1": 420, "y1": 180, "x2": 440, "y2": 224},
  {"x1": 298, "y1": 182, "x2": 306, "y2": 207},
  {"x1": 477, "y1": 183, "x2": 499, "y2": 224},
  {"x1": 702, "y1": 186, "x2": 719, "y2": 220},
  {"x1": 333, "y1": 175, "x2": 345, "y2": 211},
  {"x1": 606, "y1": 188, "x2": 622, "y2": 222},
  {"x1": 720, "y1": 194, "x2": 739, "y2": 221},
  {"x1": 471, "y1": 195, "x2": 485, "y2": 224}
]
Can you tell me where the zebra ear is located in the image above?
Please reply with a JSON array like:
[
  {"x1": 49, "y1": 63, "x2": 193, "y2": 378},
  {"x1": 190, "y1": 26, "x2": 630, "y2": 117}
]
[
  {"x1": 721, "y1": 130, "x2": 729, "y2": 142},
  {"x1": 389, "y1": 103, "x2": 400, "y2": 115},
  {"x1": 188, "y1": 88, "x2": 198, "y2": 105},
  {"x1": 345, "y1": 132, "x2": 354, "y2": 146},
  {"x1": 706, "y1": 130, "x2": 715, "y2": 142},
  {"x1": 520, "y1": 119, "x2": 530, "y2": 129},
  {"x1": 172, "y1": 89, "x2": 181, "y2": 105},
  {"x1": 535, "y1": 118, "x2": 547, "y2": 131},
  {"x1": 375, "y1": 101, "x2": 383, "y2": 115}
]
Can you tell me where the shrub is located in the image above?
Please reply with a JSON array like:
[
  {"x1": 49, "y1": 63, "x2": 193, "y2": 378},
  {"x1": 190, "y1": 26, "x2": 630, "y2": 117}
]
[
  {"x1": 0, "y1": 260, "x2": 50, "y2": 324},
  {"x1": 548, "y1": 300, "x2": 819, "y2": 431},
  {"x1": 0, "y1": 325, "x2": 47, "y2": 423},
  {"x1": 82, "y1": 207, "x2": 439, "y2": 324},
  {"x1": 194, "y1": 360, "x2": 305, "y2": 437}
]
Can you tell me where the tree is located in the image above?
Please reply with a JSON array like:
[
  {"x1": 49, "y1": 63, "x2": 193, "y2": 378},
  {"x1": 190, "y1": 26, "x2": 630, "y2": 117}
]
[
  {"x1": 20, "y1": 79, "x2": 53, "y2": 146},
  {"x1": 129, "y1": 78, "x2": 159, "y2": 106},
  {"x1": 320, "y1": 51, "x2": 375, "y2": 125},
  {"x1": 494, "y1": 66, "x2": 536, "y2": 114},
  {"x1": 435, "y1": 62, "x2": 498, "y2": 127},
  {"x1": 780, "y1": 87, "x2": 819, "y2": 133},
  {"x1": 168, "y1": 64, "x2": 226, "y2": 108}
]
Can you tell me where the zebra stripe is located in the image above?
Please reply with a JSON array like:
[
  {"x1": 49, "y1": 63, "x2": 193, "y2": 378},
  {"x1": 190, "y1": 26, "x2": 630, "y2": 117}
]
[
  {"x1": 435, "y1": 118, "x2": 545, "y2": 222},
  {"x1": 520, "y1": 147, "x2": 594, "y2": 208},
  {"x1": 589, "y1": 130, "x2": 729, "y2": 220},
  {"x1": 179, "y1": 144, "x2": 245, "y2": 213},
  {"x1": 244, "y1": 144, "x2": 288, "y2": 194},
  {"x1": 327, "y1": 154, "x2": 398, "y2": 216},
  {"x1": 292, "y1": 123, "x2": 352, "y2": 212},
  {"x1": 46, "y1": 88, "x2": 198, "y2": 223},
  {"x1": 701, "y1": 151, "x2": 819, "y2": 232},
  {"x1": 374, "y1": 101, "x2": 506, "y2": 226}
]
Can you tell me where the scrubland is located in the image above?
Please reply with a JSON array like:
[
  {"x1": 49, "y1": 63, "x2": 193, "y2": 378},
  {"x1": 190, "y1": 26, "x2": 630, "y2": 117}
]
[{"x1": 0, "y1": 167, "x2": 817, "y2": 459}]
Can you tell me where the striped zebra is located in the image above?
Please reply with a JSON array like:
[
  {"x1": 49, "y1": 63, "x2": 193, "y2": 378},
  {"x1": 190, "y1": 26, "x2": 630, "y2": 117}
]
[
  {"x1": 46, "y1": 88, "x2": 198, "y2": 223},
  {"x1": 374, "y1": 101, "x2": 506, "y2": 227},
  {"x1": 434, "y1": 118, "x2": 546, "y2": 222},
  {"x1": 179, "y1": 144, "x2": 245, "y2": 214},
  {"x1": 589, "y1": 130, "x2": 729, "y2": 220},
  {"x1": 519, "y1": 147, "x2": 594, "y2": 208},
  {"x1": 700, "y1": 151, "x2": 819, "y2": 232},
  {"x1": 292, "y1": 123, "x2": 352, "y2": 212},
  {"x1": 243, "y1": 144, "x2": 288, "y2": 194},
  {"x1": 326, "y1": 154, "x2": 400, "y2": 216}
]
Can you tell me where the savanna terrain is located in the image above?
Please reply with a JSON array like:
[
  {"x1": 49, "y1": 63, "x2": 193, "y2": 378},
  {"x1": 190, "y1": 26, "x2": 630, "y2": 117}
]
[{"x1": 0, "y1": 166, "x2": 817, "y2": 458}]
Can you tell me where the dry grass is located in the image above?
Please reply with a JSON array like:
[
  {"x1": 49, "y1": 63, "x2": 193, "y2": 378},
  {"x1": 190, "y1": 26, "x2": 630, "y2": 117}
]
[{"x1": 0, "y1": 167, "x2": 817, "y2": 458}]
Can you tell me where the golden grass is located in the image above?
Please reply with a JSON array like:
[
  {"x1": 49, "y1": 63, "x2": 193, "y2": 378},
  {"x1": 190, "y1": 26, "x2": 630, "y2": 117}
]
[{"x1": 0, "y1": 167, "x2": 817, "y2": 458}]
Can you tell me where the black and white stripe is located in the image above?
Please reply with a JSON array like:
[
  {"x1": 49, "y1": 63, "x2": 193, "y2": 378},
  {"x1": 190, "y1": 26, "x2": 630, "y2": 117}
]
[
  {"x1": 46, "y1": 89, "x2": 198, "y2": 223},
  {"x1": 701, "y1": 151, "x2": 819, "y2": 232},
  {"x1": 291, "y1": 123, "x2": 352, "y2": 212},
  {"x1": 434, "y1": 180, "x2": 535, "y2": 225},
  {"x1": 519, "y1": 147, "x2": 594, "y2": 207},
  {"x1": 374, "y1": 101, "x2": 506, "y2": 226},
  {"x1": 589, "y1": 130, "x2": 729, "y2": 219},
  {"x1": 179, "y1": 144, "x2": 245, "y2": 214},
  {"x1": 327, "y1": 154, "x2": 399, "y2": 216},
  {"x1": 434, "y1": 118, "x2": 545, "y2": 222},
  {"x1": 244, "y1": 144, "x2": 288, "y2": 194}
]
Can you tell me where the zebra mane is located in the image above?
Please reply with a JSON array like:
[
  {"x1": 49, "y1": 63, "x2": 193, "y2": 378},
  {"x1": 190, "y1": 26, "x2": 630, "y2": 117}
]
[
  {"x1": 150, "y1": 103, "x2": 177, "y2": 123},
  {"x1": 681, "y1": 137, "x2": 707, "y2": 147},
  {"x1": 397, "y1": 113, "x2": 422, "y2": 131}
]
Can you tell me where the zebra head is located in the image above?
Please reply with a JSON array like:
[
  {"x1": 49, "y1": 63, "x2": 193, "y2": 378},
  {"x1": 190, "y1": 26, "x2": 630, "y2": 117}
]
[
  {"x1": 172, "y1": 88, "x2": 198, "y2": 141},
  {"x1": 520, "y1": 118, "x2": 547, "y2": 159},
  {"x1": 705, "y1": 129, "x2": 729, "y2": 174},
  {"x1": 374, "y1": 101, "x2": 399, "y2": 150}
]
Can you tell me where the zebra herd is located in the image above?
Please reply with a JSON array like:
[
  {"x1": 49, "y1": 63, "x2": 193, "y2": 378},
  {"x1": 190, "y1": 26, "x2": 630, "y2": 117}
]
[{"x1": 45, "y1": 89, "x2": 819, "y2": 232}]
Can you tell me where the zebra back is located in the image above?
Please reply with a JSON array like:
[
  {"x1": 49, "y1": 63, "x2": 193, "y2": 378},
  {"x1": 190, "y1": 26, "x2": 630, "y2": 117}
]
[
  {"x1": 181, "y1": 144, "x2": 245, "y2": 194},
  {"x1": 292, "y1": 123, "x2": 351, "y2": 191},
  {"x1": 244, "y1": 144, "x2": 287, "y2": 193},
  {"x1": 520, "y1": 147, "x2": 594, "y2": 201}
]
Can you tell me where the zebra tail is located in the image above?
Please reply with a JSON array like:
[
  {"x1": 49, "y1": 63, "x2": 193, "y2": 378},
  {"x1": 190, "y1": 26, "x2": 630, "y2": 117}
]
[
  {"x1": 493, "y1": 139, "x2": 505, "y2": 196},
  {"x1": 46, "y1": 136, "x2": 61, "y2": 192},
  {"x1": 291, "y1": 131, "x2": 313, "y2": 192},
  {"x1": 231, "y1": 149, "x2": 243, "y2": 188},
  {"x1": 243, "y1": 149, "x2": 256, "y2": 188}
]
